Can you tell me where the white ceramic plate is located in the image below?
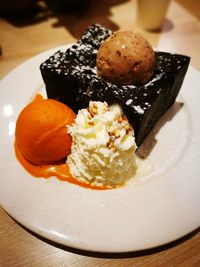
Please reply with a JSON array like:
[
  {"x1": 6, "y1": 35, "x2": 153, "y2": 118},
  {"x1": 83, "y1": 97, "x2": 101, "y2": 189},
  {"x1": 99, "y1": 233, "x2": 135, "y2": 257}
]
[{"x1": 0, "y1": 45, "x2": 200, "y2": 253}]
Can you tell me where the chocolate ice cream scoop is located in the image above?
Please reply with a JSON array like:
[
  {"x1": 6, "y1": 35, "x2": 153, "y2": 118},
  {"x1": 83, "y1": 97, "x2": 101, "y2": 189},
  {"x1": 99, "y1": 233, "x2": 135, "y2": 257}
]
[{"x1": 96, "y1": 31, "x2": 155, "y2": 85}]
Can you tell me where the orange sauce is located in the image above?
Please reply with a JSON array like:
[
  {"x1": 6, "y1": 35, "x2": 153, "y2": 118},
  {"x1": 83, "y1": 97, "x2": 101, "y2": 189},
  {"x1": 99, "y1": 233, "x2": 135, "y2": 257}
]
[
  {"x1": 33, "y1": 94, "x2": 43, "y2": 102},
  {"x1": 14, "y1": 94, "x2": 109, "y2": 190},
  {"x1": 15, "y1": 143, "x2": 108, "y2": 190}
]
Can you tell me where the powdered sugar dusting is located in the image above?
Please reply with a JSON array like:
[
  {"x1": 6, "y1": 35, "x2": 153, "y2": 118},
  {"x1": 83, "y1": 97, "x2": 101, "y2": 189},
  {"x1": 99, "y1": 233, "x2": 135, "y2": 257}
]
[
  {"x1": 133, "y1": 105, "x2": 144, "y2": 114},
  {"x1": 144, "y1": 74, "x2": 164, "y2": 88}
]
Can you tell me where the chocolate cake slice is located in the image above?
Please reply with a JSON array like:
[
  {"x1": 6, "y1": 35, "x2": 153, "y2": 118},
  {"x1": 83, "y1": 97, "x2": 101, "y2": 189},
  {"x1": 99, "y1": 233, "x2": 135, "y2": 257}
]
[{"x1": 40, "y1": 24, "x2": 190, "y2": 146}]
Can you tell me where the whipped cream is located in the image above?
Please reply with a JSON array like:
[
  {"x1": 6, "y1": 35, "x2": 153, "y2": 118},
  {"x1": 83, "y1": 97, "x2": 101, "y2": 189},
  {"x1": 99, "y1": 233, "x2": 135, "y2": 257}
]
[{"x1": 67, "y1": 101, "x2": 137, "y2": 188}]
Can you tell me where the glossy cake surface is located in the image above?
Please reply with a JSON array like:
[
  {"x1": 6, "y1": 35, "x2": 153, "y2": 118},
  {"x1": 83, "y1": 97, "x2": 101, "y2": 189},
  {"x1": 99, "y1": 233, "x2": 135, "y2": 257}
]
[{"x1": 40, "y1": 24, "x2": 190, "y2": 146}]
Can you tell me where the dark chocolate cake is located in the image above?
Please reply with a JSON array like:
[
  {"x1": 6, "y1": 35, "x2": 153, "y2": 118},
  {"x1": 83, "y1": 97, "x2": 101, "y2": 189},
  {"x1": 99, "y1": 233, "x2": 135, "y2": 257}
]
[{"x1": 40, "y1": 24, "x2": 190, "y2": 146}]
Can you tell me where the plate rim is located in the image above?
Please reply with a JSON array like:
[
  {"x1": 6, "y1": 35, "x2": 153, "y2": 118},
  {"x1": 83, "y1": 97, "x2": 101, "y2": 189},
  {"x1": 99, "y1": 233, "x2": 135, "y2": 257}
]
[{"x1": 0, "y1": 44, "x2": 200, "y2": 253}]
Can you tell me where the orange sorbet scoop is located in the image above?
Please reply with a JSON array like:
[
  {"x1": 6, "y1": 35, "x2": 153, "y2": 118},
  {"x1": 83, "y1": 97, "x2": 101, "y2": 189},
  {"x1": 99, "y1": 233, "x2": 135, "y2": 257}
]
[{"x1": 15, "y1": 98, "x2": 76, "y2": 165}]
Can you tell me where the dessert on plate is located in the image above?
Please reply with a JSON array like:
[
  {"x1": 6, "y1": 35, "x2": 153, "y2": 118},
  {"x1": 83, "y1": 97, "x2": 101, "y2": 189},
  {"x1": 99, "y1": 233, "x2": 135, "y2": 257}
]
[
  {"x1": 67, "y1": 101, "x2": 137, "y2": 188},
  {"x1": 15, "y1": 97, "x2": 137, "y2": 188},
  {"x1": 40, "y1": 24, "x2": 190, "y2": 146},
  {"x1": 96, "y1": 30, "x2": 155, "y2": 86},
  {"x1": 15, "y1": 24, "x2": 190, "y2": 189},
  {"x1": 15, "y1": 96, "x2": 75, "y2": 165}
]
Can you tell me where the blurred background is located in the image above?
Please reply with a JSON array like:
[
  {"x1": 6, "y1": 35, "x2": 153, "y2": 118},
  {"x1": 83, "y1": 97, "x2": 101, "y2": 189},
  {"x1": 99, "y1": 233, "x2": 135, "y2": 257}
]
[{"x1": 0, "y1": 0, "x2": 200, "y2": 78}]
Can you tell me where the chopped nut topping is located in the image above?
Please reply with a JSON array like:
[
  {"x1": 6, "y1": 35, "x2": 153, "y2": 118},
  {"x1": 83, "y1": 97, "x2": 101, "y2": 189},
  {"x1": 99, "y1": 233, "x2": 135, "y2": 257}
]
[
  {"x1": 87, "y1": 113, "x2": 92, "y2": 119},
  {"x1": 125, "y1": 124, "x2": 132, "y2": 133},
  {"x1": 122, "y1": 115, "x2": 128, "y2": 121},
  {"x1": 117, "y1": 117, "x2": 123, "y2": 123},
  {"x1": 91, "y1": 102, "x2": 97, "y2": 108},
  {"x1": 89, "y1": 105, "x2": 98, "y2": 117},
  {"x1": 109, "y1": 130, "x2": 120, "y2": 138},
  {"x1": 88, "y1": 120, "x2": 94, "y2": 126},
  {"x1": 115, "y1": 131, "x2": 120, "y2": 138},
  {"x1": 107, "y1": 140, "x2": 116, "y2": 150}
]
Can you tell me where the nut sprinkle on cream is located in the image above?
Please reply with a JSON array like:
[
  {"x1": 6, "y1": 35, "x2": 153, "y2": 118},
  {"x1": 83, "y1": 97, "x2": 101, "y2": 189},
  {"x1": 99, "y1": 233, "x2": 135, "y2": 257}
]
[{"x1": 67, "y1": 101, "x2": 137, "y2": 188}]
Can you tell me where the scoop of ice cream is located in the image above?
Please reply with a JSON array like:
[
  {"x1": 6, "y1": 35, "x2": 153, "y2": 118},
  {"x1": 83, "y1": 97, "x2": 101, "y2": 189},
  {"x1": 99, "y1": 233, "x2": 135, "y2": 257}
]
[
  {"x1": 67, "y1": 101, "x2": 137, "y2": 188},
  {"x1": 15, "y1": 98, "x2": 76, "y2": 165},
  {"x1": 96, "y1": 31, "x2": 155, "y2": 85}
]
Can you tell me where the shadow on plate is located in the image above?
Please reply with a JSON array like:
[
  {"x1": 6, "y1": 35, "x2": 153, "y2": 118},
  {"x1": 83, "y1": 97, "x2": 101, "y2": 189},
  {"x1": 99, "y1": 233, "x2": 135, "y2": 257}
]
[{"x1": 136, "y1": 101, "x2": 184, "y2": 159}]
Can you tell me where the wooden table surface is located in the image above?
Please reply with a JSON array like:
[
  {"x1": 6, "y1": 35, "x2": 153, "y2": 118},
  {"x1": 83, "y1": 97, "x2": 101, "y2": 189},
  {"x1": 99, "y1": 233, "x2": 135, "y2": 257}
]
[{"x1": 0, "y1": 0, "x2": 200, "y2": 266}]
